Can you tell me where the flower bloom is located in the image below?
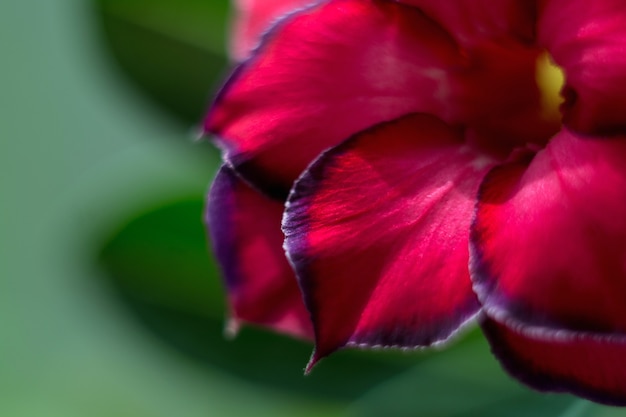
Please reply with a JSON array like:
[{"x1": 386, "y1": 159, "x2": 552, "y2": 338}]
[{"x1": 204, "y1": 0, "x2": 626, "y2": 405}]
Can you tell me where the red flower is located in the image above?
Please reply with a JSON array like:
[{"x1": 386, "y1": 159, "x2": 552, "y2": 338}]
[
  {"x1": 229, "y1": 0, "x2": 315, "y2": 61},
  {"x1": 205, "y1": 0, "x2": 626, "y2": 405}
]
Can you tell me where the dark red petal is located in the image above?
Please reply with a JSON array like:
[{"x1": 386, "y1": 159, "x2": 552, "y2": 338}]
[
  {"x1": 395, "y1": 1, "x2": 557, "y2": 149},
  {"x1": 283, "y1": 114, "x2": 493, "y2": 368},
  {"x1": 472, "y1": 129, "x2": 626, "y2": 335},
  {"x1": 206, "y1": 0, "x2": 542, "y2": 196},
  {"x1": 206, "y1": 166, "x2": 313, "y2": 339},
  {"x1": 538, "y1": 0, "x2": 626, "y2": 134},
  {"x1": 482, "y1": 316, "x2": 626, "y2": 406},
  {"x1": 230, "y1": 0, "x2": 314, "y2": 61},
  {"x1": 397, "y1": 0, "x2": 536, "y2": 45}
]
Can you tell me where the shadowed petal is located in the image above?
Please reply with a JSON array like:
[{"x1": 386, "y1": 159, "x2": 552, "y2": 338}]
[
  {"x1": 230, "y1": 0, "x2": 315, "y2": 61},
  {"x1": 472, "y1": 129, "x2": 626, "y2": 336},
  {"x1": 206, "y1": 0, "x2": 542, "y2": 197},
  {"x1": 397, "y1": 0, "x2": 536, "y2": 45},
  {"x1": 207, "y1": 166, "x2": 313, "y2": 339},
  {"x1": 283, "y1": 114, "x2": 494, "y2": 369},
  {"x1": 538, "y1": 0, "x2": 626, "y2": 134},
  {"x1": 482, "y1": 316, "x2": 626, "y2": 406}
]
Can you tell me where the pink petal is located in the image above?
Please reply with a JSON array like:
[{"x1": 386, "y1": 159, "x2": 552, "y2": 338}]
[
  {"x1": 206, "y1": 0, "x2": 543, "y2": 196},
  {"x1": 472, "y1": 129, "x2": 626, "y2": 336},
  {"x1": 283, "y1": 114, "x2": 495, "y2": 369},
  {"x1": 538, "y1": 0, "x2": 626, "y2": 134},
  {"x1": 397, "y1": 0, "x2": 536, "y2": 45},
  {"x1": 230, "y1": 0, "x2": 314, "y2": 61},
  {"x1": 482, "y1": 316, "x2": 626, "y2": 405},
  {"x1": 206, "y1": 166, "x2": 313, "y2": 339}
]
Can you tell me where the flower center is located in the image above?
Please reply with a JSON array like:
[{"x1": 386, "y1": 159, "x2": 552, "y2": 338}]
[{"x1": 536, "y1": 51, "x2": 565, "y2": 124}]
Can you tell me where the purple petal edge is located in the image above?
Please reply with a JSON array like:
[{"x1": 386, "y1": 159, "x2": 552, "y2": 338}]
[
  {"x1": 469, "y1": 156, "x2": 622, "y2": 335},
  {"x1": 203, "y1": 1, "x2": 325, "y2": 131},
  {"x1": 206, "y1": 165, "x2": 243, "y2": 291},
  {"x1": 203, "y1": 1, "x2": 326, "y2": 198},
  {"x1": 480, "y1": 314, "x2": 626, "y2": 406},
  {"x1": 282, "y1": 115, "x2": 482, "y2": 370}
]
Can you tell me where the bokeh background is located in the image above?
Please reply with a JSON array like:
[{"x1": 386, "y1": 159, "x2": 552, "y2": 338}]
[{"x1": 1, "y1": 1, "x2": 623, "y2": 416}]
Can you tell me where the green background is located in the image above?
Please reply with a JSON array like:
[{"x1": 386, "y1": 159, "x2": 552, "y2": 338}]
[{"x1": 0, "y1": 0, "x2": 621, "y2": 415}]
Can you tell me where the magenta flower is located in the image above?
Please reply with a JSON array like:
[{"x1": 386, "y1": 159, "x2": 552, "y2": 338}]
[
  {"x1": 229, "y1": 0, "x2": 314, "y2": 62},
  {"x1": 204, "y1": 0, "x2": 626, "y2": 405}
]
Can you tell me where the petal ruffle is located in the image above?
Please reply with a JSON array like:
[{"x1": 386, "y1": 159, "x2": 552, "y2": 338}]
[
  {"x1": 283, "y1": 114, "x2": 493, "y2": 368},
  {"x1": 206, "y1": 0, "x2": 542, "y2": 197},
  {"x1": 482, "y1": 316, "x2": 626, "y2": 405},
  {"x1": 538, "y1": 0, "x2": 626, "y2": 134},
  {"x1": 397, "y1": 0, "x2": 536, "y2": 45},
  {"x1": 471, "y1": 129, "x2": 626, "y2": 335},
  {"x1": 206, "y1": 166, "x2": 313, "y2": 339},
  {"x1": 230, "y1": 0, "x2": 314, "y2": 61}
]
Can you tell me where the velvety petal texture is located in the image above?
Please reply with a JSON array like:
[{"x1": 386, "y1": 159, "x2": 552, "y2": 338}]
[
  {"x1": 230, "y1": 0, "x2": 314, "y2": 61},
  {"x1": 389, "y1": 1, "x2": 557, "y2": 148},
  {"x1": 207, "y1": 166, "x2": 313, "y2": 339},
  {"x1": 472, "y1": 129, "x2": 626, "y2": 334},
  {"x1": 398, "y1": 0, "x2": 536, "y2": 45},
  {"x1": 205, "y1": 0, "x2": 626, "y2": 405},
  {"x1": 538, "y1": 0, "x2": 626, "y2": 133},
  {"x1": 206, "y1": 0, "x2": 543, "y2": 196},
  {"x1": 482, "y1": 317, "x2": 626, "y2": 406},
  {"x1": 283, "y1": 114, "x2": 494, "y2": 367}
]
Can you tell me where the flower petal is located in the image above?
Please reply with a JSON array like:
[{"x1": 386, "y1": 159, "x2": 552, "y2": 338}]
[
  {"x1": 397, "y1": 0, "x2": 536, "y2": 45},
  {"x1": 538, "y1": 0, "x2": 626, "y2": 134},
  {"x1": 206, "y1": 0, "x2": 542, "y2": 197},
  {"x1": 482, "y1": 316, "x2": 626, "y2": 405},
  {"x1": 283, "y1": 114, "x2": 493, "y2": 368},
  {"x1": 230, "y1": 0, "x2": 314, "y2": 61},
  {"x1": 206, "y1": 166, "x2": 313, "y2": 339},
  {"x1": 472, "y1": 129, "x2": 626, "y2": 335}
]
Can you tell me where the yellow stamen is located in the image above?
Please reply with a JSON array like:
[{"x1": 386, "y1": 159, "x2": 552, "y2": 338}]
[{"x1": 536, "y1": 51, "x2": 565, "y2": 122}]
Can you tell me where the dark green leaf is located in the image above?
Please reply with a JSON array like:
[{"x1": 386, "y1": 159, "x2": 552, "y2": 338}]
[
  {"x1": 98, "y1": 197, "x2": 224, "y2": 317},
  {"x1": 93, "y1": 0, "x2": 231, "y2": 124}
]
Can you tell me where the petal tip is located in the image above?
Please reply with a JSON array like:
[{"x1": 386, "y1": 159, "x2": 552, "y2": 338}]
[{"x1": 304, "y1": 349, "x2": 325, "y2": 375}]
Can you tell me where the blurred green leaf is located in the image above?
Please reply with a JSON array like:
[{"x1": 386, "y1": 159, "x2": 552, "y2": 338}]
[
  {"x1": 99, "y1": 197, "x2": 224, "y2": 318},
  {"x1": 566, "y1": 401, "x2": 626, "y2": 417},
  {"x1": 97, "y1": 196, "x2": 432, "y2": 402},
  {"x1": 94, "y1": 0, "x2": 231, "y2": 124},
  {"x1": 348, "y1": 335, "x2": 579, "y2": 417}
]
